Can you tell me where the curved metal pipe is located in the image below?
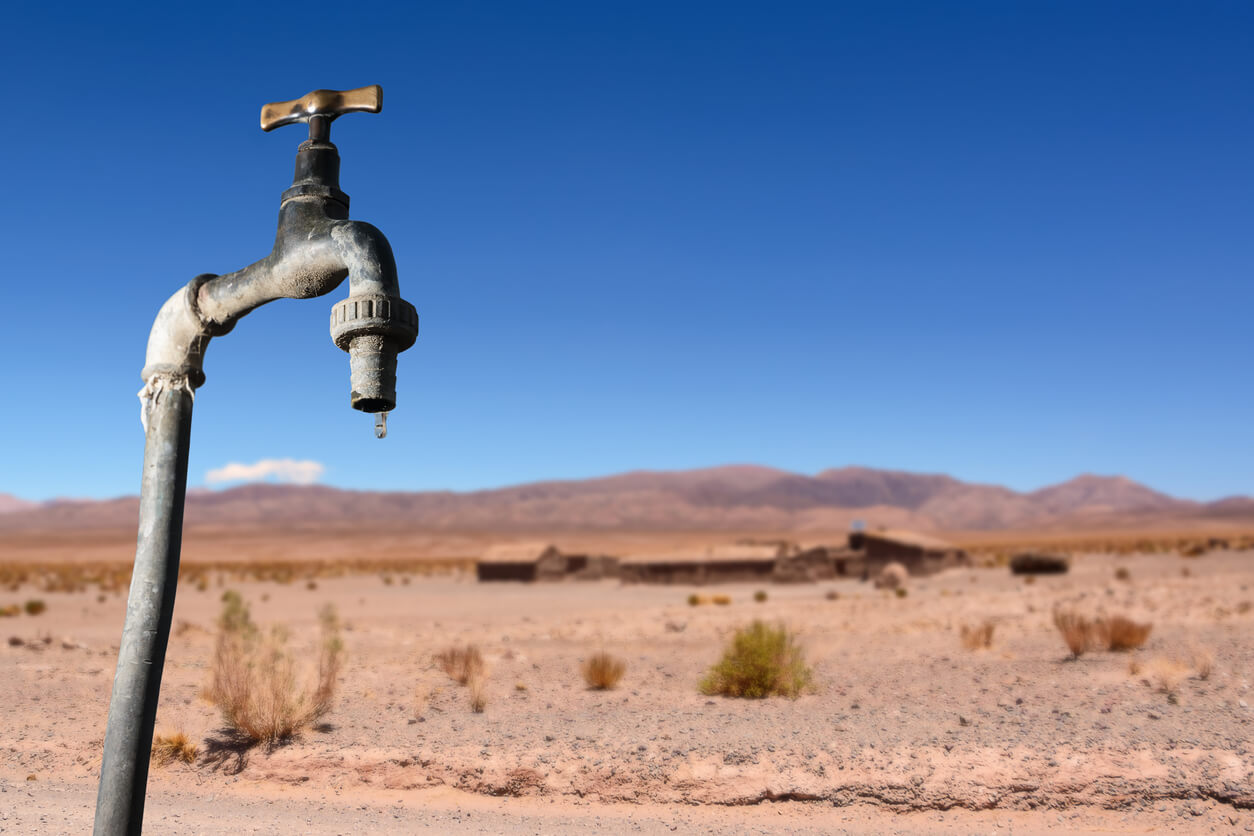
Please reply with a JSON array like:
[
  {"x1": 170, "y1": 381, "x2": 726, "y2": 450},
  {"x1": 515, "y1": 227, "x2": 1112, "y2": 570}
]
[{"x1": 96, "y1": 135, "x2": 416, "y2": 834}]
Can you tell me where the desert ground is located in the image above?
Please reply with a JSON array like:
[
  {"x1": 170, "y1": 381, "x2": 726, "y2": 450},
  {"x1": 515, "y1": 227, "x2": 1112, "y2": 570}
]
[{"x1": 2, "y1": 543, "x2": 1253, "y2": 834}]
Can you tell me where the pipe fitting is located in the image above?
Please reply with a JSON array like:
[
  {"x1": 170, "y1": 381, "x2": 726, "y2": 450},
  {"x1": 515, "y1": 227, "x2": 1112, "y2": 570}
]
[{"x1": 330, "y1": 292, "x2": 419, "y2": 412}]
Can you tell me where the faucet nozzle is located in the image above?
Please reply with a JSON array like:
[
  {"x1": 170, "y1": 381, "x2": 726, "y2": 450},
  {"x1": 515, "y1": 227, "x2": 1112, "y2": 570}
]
[{"x1": 330, "y1": 293, "x2": 419, "y2": 413}]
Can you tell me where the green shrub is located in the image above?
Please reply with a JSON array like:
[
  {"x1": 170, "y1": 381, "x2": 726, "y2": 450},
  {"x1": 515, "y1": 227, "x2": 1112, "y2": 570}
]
[{"x1": 699, "y1": 621, "x2": 812, "y2": 699}]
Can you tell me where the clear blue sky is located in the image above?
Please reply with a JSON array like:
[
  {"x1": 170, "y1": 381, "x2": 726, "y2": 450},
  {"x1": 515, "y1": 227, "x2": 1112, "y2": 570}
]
[{"x1": 2, "y1": 1, "x2": 1251, "y2": 502}]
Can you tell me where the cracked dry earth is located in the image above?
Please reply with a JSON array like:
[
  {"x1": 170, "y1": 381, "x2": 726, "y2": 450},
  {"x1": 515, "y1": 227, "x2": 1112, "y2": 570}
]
[{"x1": 3, "y1": 550, "x2": 1253, "y2": 833}]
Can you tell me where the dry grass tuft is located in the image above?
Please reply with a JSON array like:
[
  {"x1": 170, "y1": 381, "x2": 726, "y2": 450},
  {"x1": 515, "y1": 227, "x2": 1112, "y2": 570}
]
[
  {"x1": 825, "y1": 589, "x2": 839, "y2": 601},
  {"x1": 1053, "y1": 609, "x2": 1098, "y2": 658},
  {"x1": 712, "y1": 594, "x2": 732, "y2": 606},
  {"x1": 1097, "y1": 615, "x2": 1152, "y2": 651},
  {"x1": 687, "y1": 594, "x2": 708, "y2": 607},
  {"x1": 1188, "y1": 645, "x2": 1214, "y2": 680},
  {"x1": 753, "y1": 590, "x2": 768, "y2": 603},
  {"x1": 468, "y1": 674, "x2": 487, "y2": 713},
  {"x1": 1146, "y1": 656, "x2": 1189, "y2": 697},
  {"x1": 205, "y1": 591, "x2": 343, "y2": 746},
  {"x1": 23, "y1": 599, "x2": 46, "y2": 616},
  {"x1": 151, "y1": 729, "x2": 198, "y2": 766},
  {"x1": 581, "y1": 651, "x2": 626, "y2": 690},
  {"x1": 1114, "y1": 566, "x2": 1131, "y2": 582},
  {"x1": 1053, "y1": 609, "x2": 1151, "y2": 656},
  {"x1": 699, "y1": 621, "x2": 812, "y2": 699},
  {"x1": 435, "y1": 644, "x2": 485, "y2": 685},
  {"x1": 960, "y1": 620, "x2": 995, "y2": 651}
]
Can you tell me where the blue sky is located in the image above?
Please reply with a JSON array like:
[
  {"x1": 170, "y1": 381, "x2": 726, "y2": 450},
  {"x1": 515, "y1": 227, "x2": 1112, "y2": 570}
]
[{"x1": 2, "y1": 1, "x2": 1251, "y2": 502}]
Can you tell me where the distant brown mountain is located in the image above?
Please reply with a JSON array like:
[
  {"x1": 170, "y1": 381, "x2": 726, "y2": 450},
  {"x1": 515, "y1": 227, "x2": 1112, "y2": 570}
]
[
  {"x1": 0, "y1": 493, "x2": 37, "y2": 514},
  {"x1": 1, "y1": 466, "x2": 1247, "y2": 534}
]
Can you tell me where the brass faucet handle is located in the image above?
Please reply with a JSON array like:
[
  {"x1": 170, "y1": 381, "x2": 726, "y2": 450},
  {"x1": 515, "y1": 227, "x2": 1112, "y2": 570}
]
[{"x1": 260, "y1": 85, "x2": 383, "y2": 133}]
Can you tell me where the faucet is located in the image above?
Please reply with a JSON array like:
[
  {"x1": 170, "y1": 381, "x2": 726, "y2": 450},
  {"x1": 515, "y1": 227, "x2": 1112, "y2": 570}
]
[{"x1": 94, "y1": 85, "x2": 418, "y2": 835}]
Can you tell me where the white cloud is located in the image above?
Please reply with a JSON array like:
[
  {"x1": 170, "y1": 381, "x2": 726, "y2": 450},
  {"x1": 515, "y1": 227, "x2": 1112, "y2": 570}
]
[{"x1": 205, "y1": 458, "x2": 325, "y2": 486}]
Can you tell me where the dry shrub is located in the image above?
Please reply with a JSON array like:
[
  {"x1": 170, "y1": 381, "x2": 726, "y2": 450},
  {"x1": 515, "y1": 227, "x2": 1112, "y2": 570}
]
[
  {"x1": 1147, "y1": 657, "x2": 1189, "y2": 697},
  {"x1": 1189, "y1": 645, "x2": 1214, "y2": 680},
  {"x1": 0, "y1": 604, "x2": 19, "y2": 618},
  {"x1": 468, "y1": 675, "x2": 487, "y2": 713},
  {"x1": 753, "y1": 590, "x2": 768, "y2": 603},
  {"x1": 699, "y1": 621, "x2": 812, "y2": 699},
  {"x1": 206, "y1": 591, "x2": 343, "y2": 745},
  {"x1": 687, "y1": 594, "x2": 708, "y2": 607},
  {"x1": 894, "y1": 587, "x2": 908, "y2": 598},
  {"x1": 151, "y1": 730, "x2": 198, "y2": 766},
  {"x1": 435, "y1": 644, "x2": 484, "y2": 685},
  {"x1": 1097, "y1": 615, "x2": 1152, "y2": 651},
  {"x1": 712, "y1": 594, "x2": 732, "y2": 606},
  {"x1": 874, "y1": 563, "x2": 908, "y2": 590},
  {"x1": 23, "y1": 600, "x2": 46, "y2": 616},
  {"x1": 960, "y1": 620, "x2": 995, "y2": 651},
  {"x1": 581, "y1": 651, "x2": 626, "y2": 690},
  {"x1": 824, "y1": 590, "x2": 839, "y2": 601},
  {"x1": 1114, "y1": 566, "x2": 1131, "y2": 582},
  {"x1": 1181, "y1": 543, "x2": 1208, "y2": 558},
  {"x1": 1052, "y1": 609, "x2": 1098, "y2": 658}
]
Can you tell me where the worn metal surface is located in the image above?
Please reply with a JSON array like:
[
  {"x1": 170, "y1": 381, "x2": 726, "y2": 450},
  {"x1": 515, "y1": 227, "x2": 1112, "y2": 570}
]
[
  {"x1": 259, "y1": 84, "x2": 382, "y2": 133},
  {"x1": 95, "y1": 85, "x2": 416, "y2": 834},
  {"x1": 94, "y1": 381, "x2": 194, "y2": 835}
]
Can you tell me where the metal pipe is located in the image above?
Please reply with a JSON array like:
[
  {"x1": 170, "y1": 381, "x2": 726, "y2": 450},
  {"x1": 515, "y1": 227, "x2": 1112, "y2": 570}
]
[
  {"x1": 94, "y1": 381, "x2": 194, "y2": 835},
  {"x1": 92, "y1": 85, "x2": 417, "y2": 834}
]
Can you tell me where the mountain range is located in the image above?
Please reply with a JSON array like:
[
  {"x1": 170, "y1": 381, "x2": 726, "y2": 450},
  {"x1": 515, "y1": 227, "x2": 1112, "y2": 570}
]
[{"x1": 2, "y1": 466, "x2": 1251, "y2": 534}]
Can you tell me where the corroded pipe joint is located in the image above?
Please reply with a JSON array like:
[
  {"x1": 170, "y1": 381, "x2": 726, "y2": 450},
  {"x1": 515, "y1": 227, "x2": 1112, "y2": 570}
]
[{"x1": 330, "y1": 293, "x2": 419, "y2": 412}]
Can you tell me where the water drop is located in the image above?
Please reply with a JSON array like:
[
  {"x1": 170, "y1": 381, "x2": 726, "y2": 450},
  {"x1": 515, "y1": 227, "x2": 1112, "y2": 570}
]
[{"x1": 374, "y1": 411, "x2": 388, "y2": 439}]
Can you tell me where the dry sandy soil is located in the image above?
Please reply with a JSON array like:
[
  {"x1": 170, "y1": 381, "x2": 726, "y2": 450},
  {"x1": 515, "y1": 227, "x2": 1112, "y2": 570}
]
[{"x1": 2, "y1": 549, "x2": 1253, "y2": 834}]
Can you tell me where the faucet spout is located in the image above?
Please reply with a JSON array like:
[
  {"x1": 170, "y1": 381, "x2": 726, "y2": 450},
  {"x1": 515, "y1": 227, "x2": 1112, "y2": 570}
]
[{"x1": 141, "y1": 137, "x2": 417, "y2": 412}]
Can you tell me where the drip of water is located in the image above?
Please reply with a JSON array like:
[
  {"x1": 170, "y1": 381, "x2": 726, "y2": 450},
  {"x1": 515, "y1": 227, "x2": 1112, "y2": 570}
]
[{"x1": 374, "y1": 411, "x2": 388, "y2": 439}]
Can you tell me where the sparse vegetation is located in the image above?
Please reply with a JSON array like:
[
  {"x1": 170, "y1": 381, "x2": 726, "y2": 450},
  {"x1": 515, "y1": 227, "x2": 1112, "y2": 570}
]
[
  {"x1": 23, "y1": 599, "x2": 46, "y2": 616},
  {"x1": 824, "y1": 589, "x2": 839, "y2": 601},
  {"x1": 1189, "y1": 645, "x2": 1214, "y2": 680},
  {"x1": 468, "y1": 674, "x2": 487, "y2": 713},
  {"x1": 874, "y1": 563, "x2": 908, "y2": 590},
  {"x1": 960, "y1": 620, "x2": 995, "y2": 651},
  {"x1": 753, "y1": 590, "x2": 768, "y2": 603},
  {"x1": 581, "y1": 651, "x2": 626, "y2": 690},
  {"x1": 0, "y1": 604, "x2": 19, "y2": 617},
  {"x1": 151, "y1": 729, "x2": 198, "y2": 766},
  {"x1": 205, "y1": 591, "x2": 344, "y2": 746},
  {"x1": 687, "y1": 594, "x2": 707, "y2": 607},
  {"x1": 1146, "y1": 656, "x2": 1189, "y2": 698},
  {"x1": 712, "y1": 594, "x2": 732, "y2": 606},
  {"x1": 894, "y1": 587, "x2": 908, "y2": 598},
  {"x1": 1053, "y1": 609, "x2": 1097, "y2": 658},
  {"x1": 699, "y1": 621, "x2": 812, "y2": 699},
  {"x1": 1053, "y1": 609, "x2": 1151, "y2": 656},
  {"x1": 1114, "y1": 566, "x2": 1131, "y2": 582},
  {"x1": 1097, "y1": 615, "x2": 1152, "y2": 651},
  {"x1": 435, "y1": 644, "x2": 485, "y2": 685}
]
